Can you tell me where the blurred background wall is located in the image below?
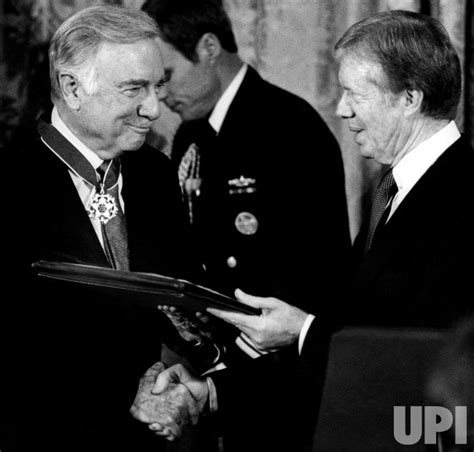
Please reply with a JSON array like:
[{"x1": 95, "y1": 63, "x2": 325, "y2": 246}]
[{"x1": 1, "y1": 0, "x2": 472, "y2": 239}]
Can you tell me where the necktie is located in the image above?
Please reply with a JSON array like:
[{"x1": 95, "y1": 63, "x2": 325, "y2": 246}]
[
  {"x1": 96, "y1": 160, "x2": 130, "y2": 270},
  {"x1": 365, "y1": 169, "x2": 398, "y2": 252}
]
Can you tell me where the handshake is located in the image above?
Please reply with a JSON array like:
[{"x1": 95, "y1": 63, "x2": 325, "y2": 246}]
[
  {"x1": 130, "y1": 361, "x2": 211, "y2": 441},
  {"x1": 130, "y1": 289, "x2": 308, "y2": 441}
]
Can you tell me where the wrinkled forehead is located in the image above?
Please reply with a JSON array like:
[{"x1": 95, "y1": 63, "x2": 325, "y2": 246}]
[{"x1": 92, "y1": 39, "x2": 164, "y2": 74}]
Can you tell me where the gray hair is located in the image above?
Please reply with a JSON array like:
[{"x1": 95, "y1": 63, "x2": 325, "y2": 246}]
[
  {"x1": 49, "y1": 5, "x2": 160, "y2": 101},
  {"x1": 335, "y1": 10, "x2": 461, "y2": 121}
]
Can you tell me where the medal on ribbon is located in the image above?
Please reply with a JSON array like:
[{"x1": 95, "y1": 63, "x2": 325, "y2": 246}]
[
  {"x1": 39, "y1": 120, "x2": 121, "y2": 225},
  {"x1": 88, "y1": 160, "x2": 119, "y2": 224},
  {"x1": 88, "y1": 189, "x2": 119, "y2": 224}
]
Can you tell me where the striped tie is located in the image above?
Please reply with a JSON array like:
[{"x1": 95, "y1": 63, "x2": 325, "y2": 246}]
[
  {"x1": 365, "y1": 169, "x2": 397, "y2": 252},
  {"x1": 97, "y1": 160, "x2": 130, "y2": 270}
]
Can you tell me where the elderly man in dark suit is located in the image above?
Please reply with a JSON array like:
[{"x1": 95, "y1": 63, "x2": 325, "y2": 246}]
[
  {"x1": 130, "y1": 9, "x2": 473, "y2": 452},
  {"x1": 5, "y1": 5, "x2": 203, "y2": 452}
]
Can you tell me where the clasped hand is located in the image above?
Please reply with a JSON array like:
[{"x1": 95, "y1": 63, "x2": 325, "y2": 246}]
[{"x1": 130, "y1": 362, "x2": 208, "y2": 441}]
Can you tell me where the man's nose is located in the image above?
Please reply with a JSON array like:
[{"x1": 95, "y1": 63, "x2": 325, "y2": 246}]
[
  {"x1": 138, "y1": 89, "x2": 161, "y2": 121},
  {"x1": 336, "y1": 92, "x2": 354, "y2": 119}
]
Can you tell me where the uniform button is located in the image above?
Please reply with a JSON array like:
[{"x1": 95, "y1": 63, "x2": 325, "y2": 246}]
[{"x1": 226, "y1": 256, "x2": 237, "y2": 268}]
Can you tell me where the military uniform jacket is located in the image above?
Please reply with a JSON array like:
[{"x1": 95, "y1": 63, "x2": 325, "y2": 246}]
[{"x1": 172, "y1": 66, "x2": 351, "y2": 312}]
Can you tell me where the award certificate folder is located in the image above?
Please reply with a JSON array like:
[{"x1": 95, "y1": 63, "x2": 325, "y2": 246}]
[{"x1": 31, "y1": 260, "x2": 259, "y2": 315}]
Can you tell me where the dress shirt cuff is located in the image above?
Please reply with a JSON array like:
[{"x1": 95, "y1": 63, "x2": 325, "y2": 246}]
[
  {"x1": 298, "y1": 314, "x2": 316, "y2": 355},
  {"x1": 202, "y1": 362, "x2": 227, "y2": 376},
  {"x1": 206, "y1": 376, "x2": 218, "y2": 414}
]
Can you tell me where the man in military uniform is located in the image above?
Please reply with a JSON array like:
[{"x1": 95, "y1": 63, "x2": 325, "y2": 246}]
[
  {"x1": 137, "y1": 1, "x2": 351, "y2": 450},
  {"x1": 144, "y1": 0, "x2": 351, "y2": 320}
]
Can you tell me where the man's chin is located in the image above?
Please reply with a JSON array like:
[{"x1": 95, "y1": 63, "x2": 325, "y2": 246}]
[
  {"x1": 358, "y1": 145, "x2": 375, "y2": 160},
  {"x1": 122, "y1": 135, "x2": 147, "y2": 152}
]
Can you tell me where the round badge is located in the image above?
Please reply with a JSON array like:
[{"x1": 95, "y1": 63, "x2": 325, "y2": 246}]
[{"x1": 234, "y1": 211, "x2": 258, "y2": 235}]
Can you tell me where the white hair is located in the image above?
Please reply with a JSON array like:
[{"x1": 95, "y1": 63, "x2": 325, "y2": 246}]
[{"x1": 49, "y1": 5, "x2": 159, "y2": 101}]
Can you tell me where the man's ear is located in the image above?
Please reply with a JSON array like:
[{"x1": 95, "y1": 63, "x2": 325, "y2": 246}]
[
  {"x1": 59, "y1": 72, "x2": 82, "y2": 110},
  {"x1": 403, "y1": 89, "x2": 424, "y2": 117},
  {"x1": 196, "y1": 33, "x2": 222, "y2": 65}
]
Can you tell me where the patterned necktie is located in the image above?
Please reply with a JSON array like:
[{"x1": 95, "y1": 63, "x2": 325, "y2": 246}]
[
  {"x1": 97, "y1": 160, "x2": 130, "y2": 270},
  {"x1": 365, "y1": 169, "x2": 398, "y2": 252}
]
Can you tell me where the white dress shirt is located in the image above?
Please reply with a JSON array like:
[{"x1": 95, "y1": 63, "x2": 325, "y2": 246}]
[
  {"x1": 208, "y1": 63, "x2": 248, "y2": 134},
  {"x1": 389, "y1": 120, "x2": 460, "y2": 220},
  {"x1": 43, "y1": 107, "x2": 125, "y2": 249},
  {"x1": 298, "y1": 121, "x2": 461, "y2": 354}
]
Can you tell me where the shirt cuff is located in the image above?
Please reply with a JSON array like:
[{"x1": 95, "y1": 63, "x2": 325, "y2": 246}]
[
  {"x1": 298, "y1": 314, "x2": 315, "y2": 355},
  {"x1": 202, "y1": 362, "x2": 227, "y2": 376},
  {"x1": 206, "y1": 376, "x2": 218, "y2": 414}
]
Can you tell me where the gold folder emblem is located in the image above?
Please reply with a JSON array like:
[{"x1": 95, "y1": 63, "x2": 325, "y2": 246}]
[{"x1": 235, "y1": 211, "x2": 258, "y2": 235}]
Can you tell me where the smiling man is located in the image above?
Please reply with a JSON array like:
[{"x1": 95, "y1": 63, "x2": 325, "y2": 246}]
[
  {"x1": 7, "y1": 5, "x2": 201, "y2": 452},
  {"x1": 130, "y1": 10, "x2": 474, "y2": 452},
  {"x1": 207, "y1": 8, "x2": 474, "y2": 342}
]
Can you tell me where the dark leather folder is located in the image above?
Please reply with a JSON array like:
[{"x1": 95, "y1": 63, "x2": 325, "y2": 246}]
[{"x1": 32, "y1": 260, "x2": 259, "y2": 315}]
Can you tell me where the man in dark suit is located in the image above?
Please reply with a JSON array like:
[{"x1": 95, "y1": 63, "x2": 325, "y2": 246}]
[
  {"x1": 130, "y1": 9, "x2": 473, "y2": 452},
  {"x1": 5, "y1": 5, "x2": 201, "y2": 452},
  {"x1": 205, "y1": 8, "x2": 474, "y2": 353}
]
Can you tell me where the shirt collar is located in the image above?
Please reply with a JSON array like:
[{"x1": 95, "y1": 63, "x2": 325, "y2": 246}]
[
  {"x1": 51, "y1": 106, "x2": 104, "y2": 171},
  {"x1": 208, "y1": 63, "x2": 248, "y2": 133},
  {"x1": 392, "y1": 121, "x2": 460, "y2": 194}
]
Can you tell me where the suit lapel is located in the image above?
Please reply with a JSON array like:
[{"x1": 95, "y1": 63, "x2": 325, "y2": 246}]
[
  {"x1": 36, "y1": 141, "x2": 109, "y2": 266},
  {"x1": 378, "y1": 137, "x2": 467, "y2": 241},
  {"x1": 354, "y1": 138, "x2": 469, "y2": 282},
  {"x1": 218, "y1": 66, "x2": 262, "y2": 143},
  {"x1": 214, "y1": 67, "x2": 265, "y2": 180}
]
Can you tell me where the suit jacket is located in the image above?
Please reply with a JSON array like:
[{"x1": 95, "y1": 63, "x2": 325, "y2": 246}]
[
  {"x1": 6, "y1": 124, "x2": 197, "y2": 451},
  {"x1": 351, "y1": 135, "x2": 474, "y2": 328},
  {"x1": 172, "y1": 66, "x2": 351, "y2": 312},
  {"x1": 303, "y1": 135, "x2": 474, "y2": 352}
]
